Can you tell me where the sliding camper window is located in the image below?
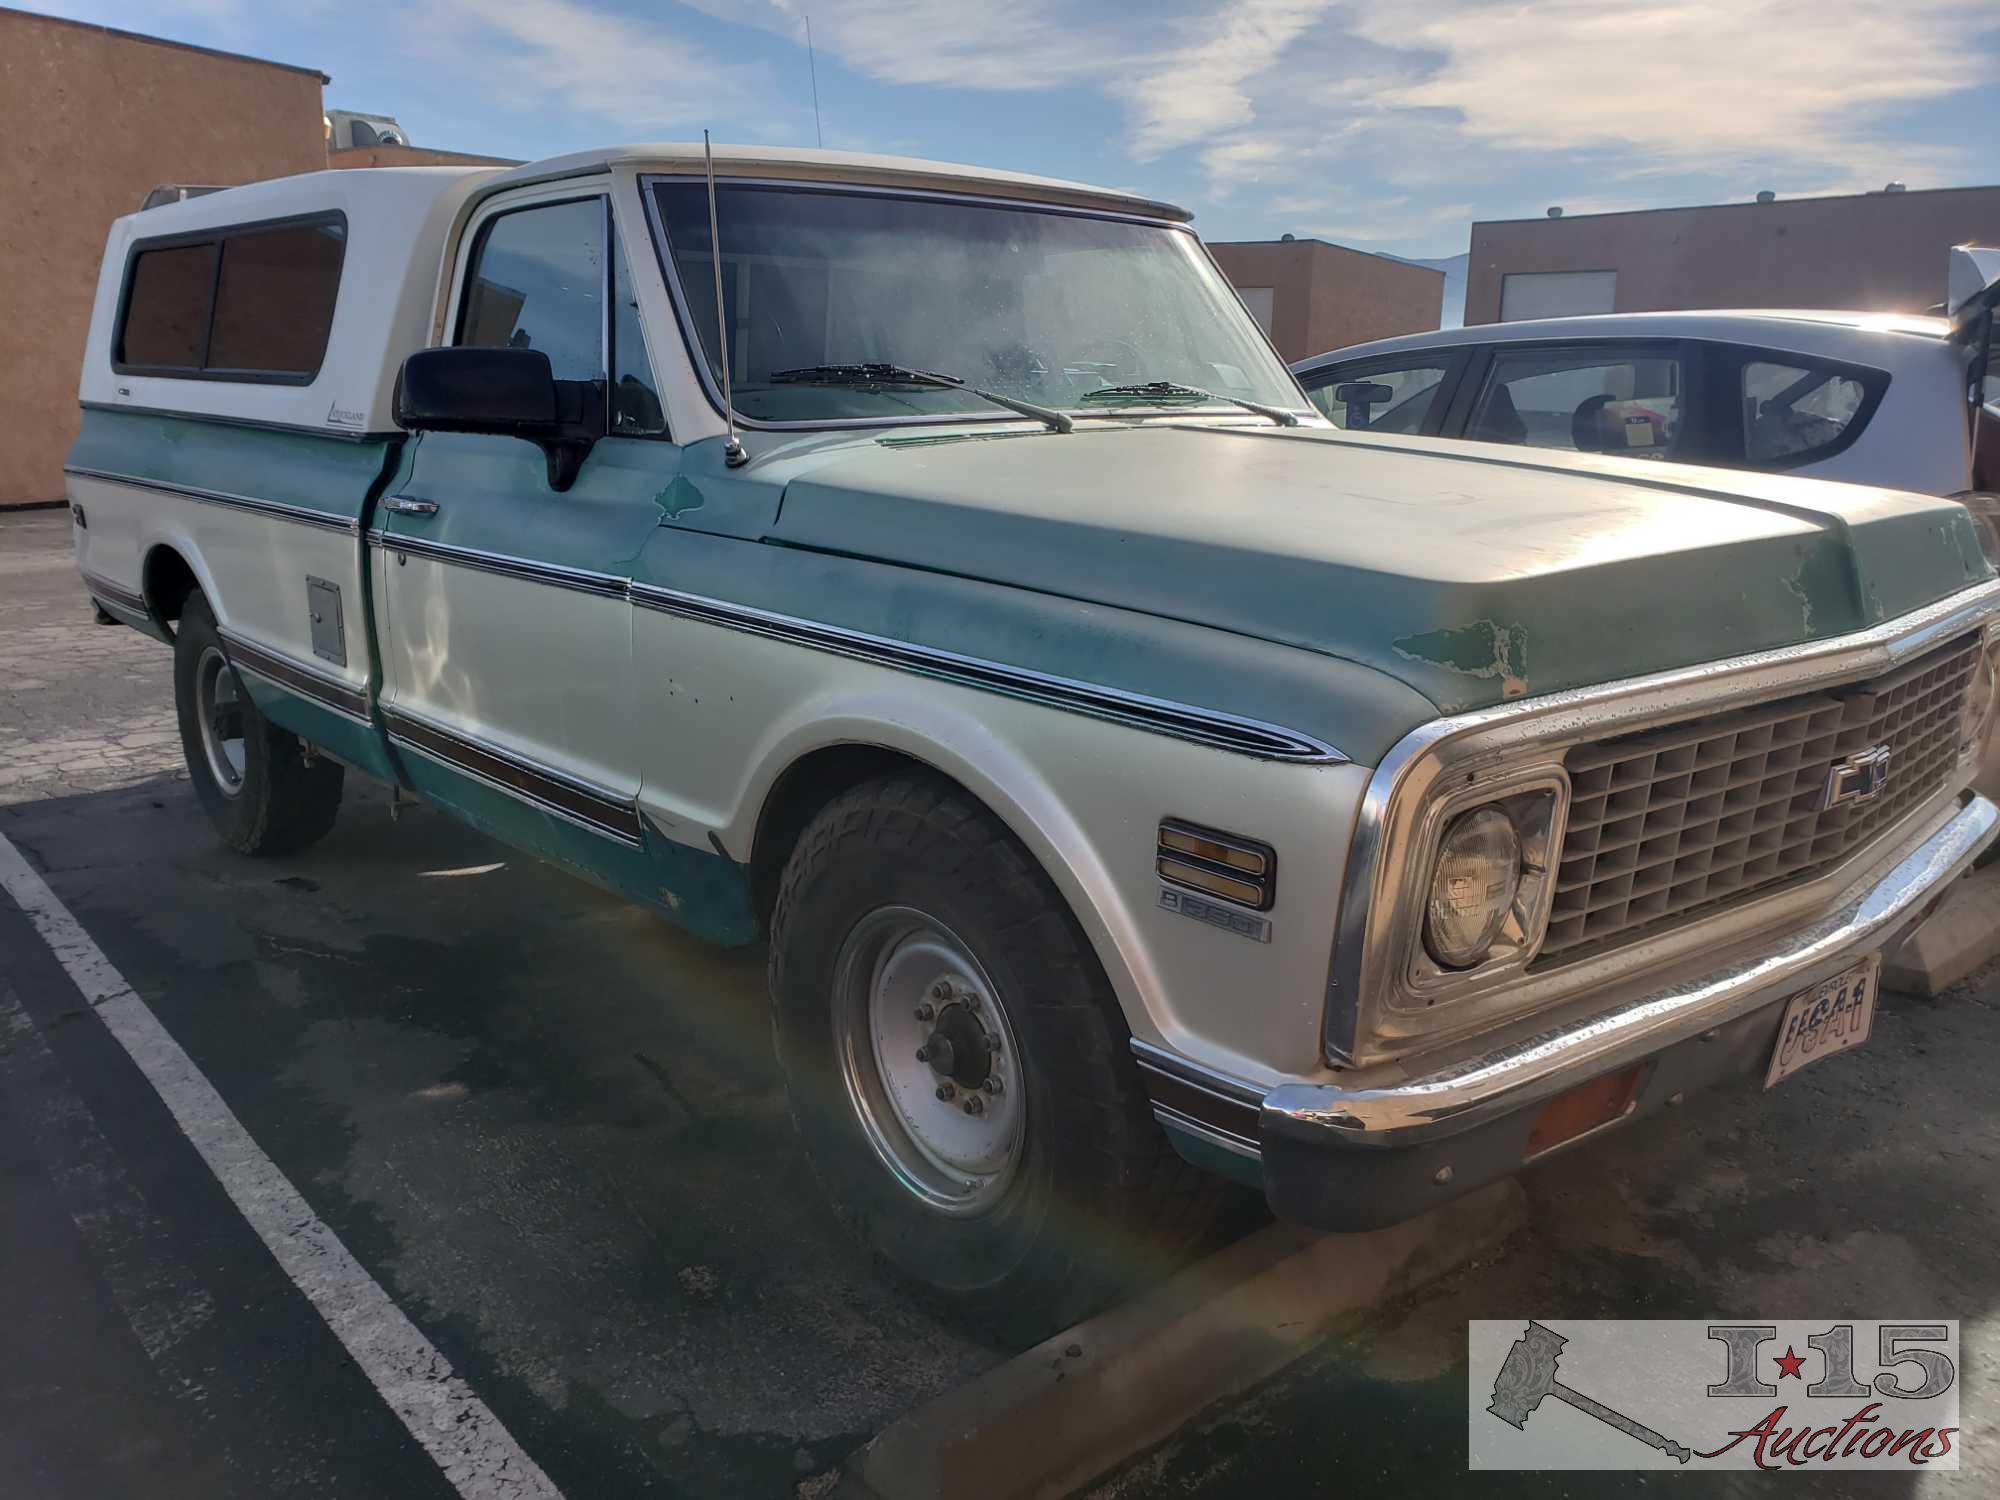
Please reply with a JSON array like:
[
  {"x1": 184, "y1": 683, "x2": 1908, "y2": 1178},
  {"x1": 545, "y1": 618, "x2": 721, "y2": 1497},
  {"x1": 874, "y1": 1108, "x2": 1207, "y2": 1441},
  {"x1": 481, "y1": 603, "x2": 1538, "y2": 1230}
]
[{"x1": 113, "y1": 213, "x2": 346, "y2": 383}]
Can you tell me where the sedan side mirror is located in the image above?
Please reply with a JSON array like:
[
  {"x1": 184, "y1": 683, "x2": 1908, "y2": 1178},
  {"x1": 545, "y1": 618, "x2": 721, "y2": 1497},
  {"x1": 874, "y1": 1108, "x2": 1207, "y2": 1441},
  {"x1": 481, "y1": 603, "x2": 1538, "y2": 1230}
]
[{"x1": 394, "y1": 347, "x2": 603, "y2": 490}]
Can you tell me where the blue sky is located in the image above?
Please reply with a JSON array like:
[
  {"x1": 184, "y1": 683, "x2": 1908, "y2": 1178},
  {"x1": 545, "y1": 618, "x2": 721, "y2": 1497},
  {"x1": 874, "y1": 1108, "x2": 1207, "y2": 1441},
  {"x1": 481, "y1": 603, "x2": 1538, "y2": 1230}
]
[{"x1": 24, "y1": 0, "x2": 2000, "y2": 258}]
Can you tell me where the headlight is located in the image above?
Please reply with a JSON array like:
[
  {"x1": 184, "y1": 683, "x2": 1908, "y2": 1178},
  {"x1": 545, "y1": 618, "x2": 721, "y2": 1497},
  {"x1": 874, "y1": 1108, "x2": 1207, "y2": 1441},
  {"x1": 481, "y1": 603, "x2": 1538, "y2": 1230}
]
[
  {"x1": 1961, "y1": 645, "x2": 1998, "y2": 762},
  {"x1": 1424, "y1": 806, "x2": 1524, "y2": 968}
]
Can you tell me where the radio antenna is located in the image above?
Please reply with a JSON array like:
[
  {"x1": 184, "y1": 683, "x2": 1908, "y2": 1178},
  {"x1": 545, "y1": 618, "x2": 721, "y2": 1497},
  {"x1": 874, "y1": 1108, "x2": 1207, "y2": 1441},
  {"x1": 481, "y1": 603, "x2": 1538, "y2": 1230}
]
[
  {"x1": 804, "y1": 12, "x2": 824, "y2": 148},
  {"x1": 703, "y1": 130, "x2": 747, "y2": 468}
]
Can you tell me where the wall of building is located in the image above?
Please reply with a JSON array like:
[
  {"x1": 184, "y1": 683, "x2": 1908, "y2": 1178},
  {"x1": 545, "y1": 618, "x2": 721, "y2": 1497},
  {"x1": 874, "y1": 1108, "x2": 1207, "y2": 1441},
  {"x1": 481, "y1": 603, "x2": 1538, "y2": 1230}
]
[
  {"x1": 328, "y1": 144, "x2": 521, "y2": 170},
  {"x1": 1465, "y1": 185, "x2": 2000, "y2": 326},
  {"x1": 1208, "y1": 239, "x2": 1443, "y2": 362},
  {"x1": 0, "y1": 9, "x2": 328, "y2": 506}
]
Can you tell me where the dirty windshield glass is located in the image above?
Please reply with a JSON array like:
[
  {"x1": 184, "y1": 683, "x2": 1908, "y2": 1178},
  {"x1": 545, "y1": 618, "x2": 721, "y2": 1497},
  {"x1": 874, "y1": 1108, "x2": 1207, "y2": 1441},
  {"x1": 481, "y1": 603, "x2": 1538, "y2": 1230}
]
[{"x1": 650, "y1": 181, "x2": 1300, "y2": 423}]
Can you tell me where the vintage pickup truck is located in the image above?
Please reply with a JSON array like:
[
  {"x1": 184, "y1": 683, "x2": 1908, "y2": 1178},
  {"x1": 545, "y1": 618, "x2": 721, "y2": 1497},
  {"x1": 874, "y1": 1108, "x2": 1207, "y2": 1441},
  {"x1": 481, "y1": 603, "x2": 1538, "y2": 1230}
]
[{"x1": 68, "y1": 145, "x2": 2000, "y2": 1333}]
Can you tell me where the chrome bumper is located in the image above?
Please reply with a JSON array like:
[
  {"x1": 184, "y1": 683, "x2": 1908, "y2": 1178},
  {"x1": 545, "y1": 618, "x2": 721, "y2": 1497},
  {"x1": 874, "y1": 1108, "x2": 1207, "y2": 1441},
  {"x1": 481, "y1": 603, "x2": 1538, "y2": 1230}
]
[{"x1": 1264, "y1": 793, "x2": 1996, "y2": 1151}]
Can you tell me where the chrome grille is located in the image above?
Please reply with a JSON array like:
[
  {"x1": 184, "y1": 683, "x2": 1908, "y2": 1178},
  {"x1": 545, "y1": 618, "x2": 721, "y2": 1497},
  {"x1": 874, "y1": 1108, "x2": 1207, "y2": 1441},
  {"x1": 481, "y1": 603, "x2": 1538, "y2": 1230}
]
[{"x1": 1542, "y1": 633, "x2": 1981, "y2": 962}]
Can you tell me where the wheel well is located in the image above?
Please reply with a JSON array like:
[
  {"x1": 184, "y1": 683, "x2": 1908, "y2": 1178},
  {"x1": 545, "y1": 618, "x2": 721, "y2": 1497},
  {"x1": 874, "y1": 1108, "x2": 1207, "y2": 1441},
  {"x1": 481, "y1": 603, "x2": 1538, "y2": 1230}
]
[
  {"x1": 142, "y1": 545, "x2": 200, "y2": 631},
  {"x1": 749, "y1": 744, "x2": 937, "y2": 925}
]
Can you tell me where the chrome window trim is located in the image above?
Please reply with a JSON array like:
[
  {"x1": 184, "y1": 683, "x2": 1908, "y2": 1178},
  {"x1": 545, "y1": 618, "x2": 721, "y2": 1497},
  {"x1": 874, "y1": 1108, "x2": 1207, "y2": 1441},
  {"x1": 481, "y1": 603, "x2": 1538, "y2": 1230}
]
[
  {"x1": 629, "y1": 580, "x2": 1345, "y2": 763},
  {"x1": 637, "y1": 174, "x2": 1313, "y2": 435},
  {"x1": 64, "y1": 466, "x2": 360, "y2": 534},
  {"x1": 1326, "y1": 576, "x2": 2000, "y2": 1066}
]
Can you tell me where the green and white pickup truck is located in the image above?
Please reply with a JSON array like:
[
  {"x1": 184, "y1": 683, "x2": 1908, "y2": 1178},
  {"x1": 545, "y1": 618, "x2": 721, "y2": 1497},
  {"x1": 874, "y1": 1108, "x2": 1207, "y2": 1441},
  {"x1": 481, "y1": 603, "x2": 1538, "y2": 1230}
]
[{"x1": 68, "y1": 144, "x2": 2000, "y2": 1333}]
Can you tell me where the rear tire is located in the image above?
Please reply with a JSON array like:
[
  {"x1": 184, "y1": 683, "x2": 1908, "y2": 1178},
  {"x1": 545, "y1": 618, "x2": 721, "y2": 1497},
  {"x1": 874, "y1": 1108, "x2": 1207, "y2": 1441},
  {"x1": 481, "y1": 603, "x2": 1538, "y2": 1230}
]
[
  {"x1": 769, "y1": 772, "x2": 1221, "y2": 1343},
  {"x1": 173, "y1": 595, "x2": 344, "y2": 855}
]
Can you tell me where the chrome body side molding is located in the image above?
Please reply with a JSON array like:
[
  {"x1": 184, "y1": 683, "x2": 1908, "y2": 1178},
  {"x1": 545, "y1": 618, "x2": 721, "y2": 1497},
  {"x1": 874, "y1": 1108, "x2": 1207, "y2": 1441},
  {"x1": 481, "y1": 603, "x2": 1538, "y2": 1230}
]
[
  {"x1": 357, "y1": 528, "x2": 1347, "y2": 764},
  {"x1": 64, "y1": 466, "x2": 361, "y2": 535},
  {"x1": 379, "y1": 705, "x2": 644, "y2": 846},
  {"x1": 628, "y1": 581, "x2": 1345, "y2": 764},
  {"x1": 220, "y1": 629, "x2": 372, "y2": 723}
]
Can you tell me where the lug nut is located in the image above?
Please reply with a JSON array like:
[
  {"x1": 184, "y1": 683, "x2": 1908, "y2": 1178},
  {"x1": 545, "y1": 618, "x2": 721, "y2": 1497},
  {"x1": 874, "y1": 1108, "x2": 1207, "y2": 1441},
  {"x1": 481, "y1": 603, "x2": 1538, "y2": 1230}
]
[
  {"x1": 963, "y1": 992, "x2": 982, "y2": 1012},
  {"x1": 962, "y1": 1096, "x2": 984, "y2": 1116},
  {"x1": 915, "y1": 1045, "x2": 930, "y2": 1063},
  {"x1": 914, "y1": 1003, "x2": 935, "y2": 1023},
  {"x1": 984, "y1": 1076, "x2": 1003, "y2": 1095},
  {"x1": 935, "y1": 1083, "x2": 955, "y2": 1102},
  {"x1": 932, "y1": 981, "x2": 951, "y2": 1000}
]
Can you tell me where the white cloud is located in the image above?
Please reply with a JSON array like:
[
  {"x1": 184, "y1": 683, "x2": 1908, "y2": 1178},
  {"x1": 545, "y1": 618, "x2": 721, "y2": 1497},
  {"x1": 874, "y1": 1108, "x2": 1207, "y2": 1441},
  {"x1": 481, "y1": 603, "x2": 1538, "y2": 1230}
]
[
  {"x1": 1344, "y1": 0, "x2": 1994, "y2": 180},
  {"x1": 415, "y1": 0, "x2": 775, "y2": 132},
  {"x1": 1114, "y1": 0, "x2": 1335, "y2": 158}
]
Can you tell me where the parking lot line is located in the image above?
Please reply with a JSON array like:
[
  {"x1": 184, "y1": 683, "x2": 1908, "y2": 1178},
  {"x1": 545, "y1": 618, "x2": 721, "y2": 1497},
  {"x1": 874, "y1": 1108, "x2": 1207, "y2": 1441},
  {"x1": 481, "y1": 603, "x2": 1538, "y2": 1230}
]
[{"x1": 0, "y1": 832, "x2": 565, "y2": 1500}]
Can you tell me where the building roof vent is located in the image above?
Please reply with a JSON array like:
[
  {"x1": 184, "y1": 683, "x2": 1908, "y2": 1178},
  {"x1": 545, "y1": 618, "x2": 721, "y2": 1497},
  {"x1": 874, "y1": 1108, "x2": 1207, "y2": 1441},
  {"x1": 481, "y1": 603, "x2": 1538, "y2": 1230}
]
[
  {"x1": 1546, "y1": 206, "x2": 1563, "y2": 218},
  {"x1": 1280, "y1": 232, "x2": 1295, "y2": 241},
  {"x1": 1755, "y1": 189, "x2": 1776, "y2": 204},
  {"x1": 1883, "y1": 181, "x2": 1908, "y2": 194}
]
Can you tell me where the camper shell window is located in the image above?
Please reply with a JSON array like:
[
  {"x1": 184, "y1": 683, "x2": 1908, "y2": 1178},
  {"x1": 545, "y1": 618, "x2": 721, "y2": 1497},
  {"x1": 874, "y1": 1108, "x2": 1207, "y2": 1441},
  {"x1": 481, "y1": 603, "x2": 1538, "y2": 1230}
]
[{"x1": 113, "y1": 212, "x2": 347, "y2": 384}]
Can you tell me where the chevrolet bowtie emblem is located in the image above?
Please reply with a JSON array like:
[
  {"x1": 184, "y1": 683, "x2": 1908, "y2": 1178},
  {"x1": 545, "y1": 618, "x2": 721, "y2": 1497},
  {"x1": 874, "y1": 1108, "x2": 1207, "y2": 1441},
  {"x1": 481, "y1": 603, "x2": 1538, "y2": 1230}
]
[{"x1": 1820, "y1": 745, "x2": 1892, "y2": 810}]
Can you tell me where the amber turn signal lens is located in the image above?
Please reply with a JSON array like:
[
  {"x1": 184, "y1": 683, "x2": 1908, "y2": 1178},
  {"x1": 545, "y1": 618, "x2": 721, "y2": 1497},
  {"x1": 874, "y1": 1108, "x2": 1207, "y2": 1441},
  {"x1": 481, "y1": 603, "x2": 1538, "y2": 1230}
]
[{"x1": 1524, "y1": 1065, "x2": 1645, "y2": 1159}]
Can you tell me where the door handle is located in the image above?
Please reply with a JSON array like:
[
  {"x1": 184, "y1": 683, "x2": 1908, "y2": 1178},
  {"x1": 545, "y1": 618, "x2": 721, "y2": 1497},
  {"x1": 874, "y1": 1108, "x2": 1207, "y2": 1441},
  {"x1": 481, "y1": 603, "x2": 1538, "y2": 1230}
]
[{"x1": 383, "y1": 496, "x2": 439, "y2": 517}]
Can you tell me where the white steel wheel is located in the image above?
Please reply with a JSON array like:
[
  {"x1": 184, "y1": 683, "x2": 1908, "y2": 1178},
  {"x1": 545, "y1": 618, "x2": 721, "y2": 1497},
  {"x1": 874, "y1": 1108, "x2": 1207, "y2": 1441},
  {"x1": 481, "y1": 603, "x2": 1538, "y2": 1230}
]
[
  {"x1": 193, "y1": 644, "x2": 248, "y2": 797},
  {"x1": 832, "y1": 906, "x2": 1025, "y2": 1216}
]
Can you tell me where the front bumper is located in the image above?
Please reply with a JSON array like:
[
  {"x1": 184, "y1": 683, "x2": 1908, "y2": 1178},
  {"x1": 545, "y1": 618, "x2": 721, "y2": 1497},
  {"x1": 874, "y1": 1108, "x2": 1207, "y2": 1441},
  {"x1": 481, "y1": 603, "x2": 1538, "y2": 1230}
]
[{"x1": 1149, "y1": 793, "x2": 1998, "y2": 1231}]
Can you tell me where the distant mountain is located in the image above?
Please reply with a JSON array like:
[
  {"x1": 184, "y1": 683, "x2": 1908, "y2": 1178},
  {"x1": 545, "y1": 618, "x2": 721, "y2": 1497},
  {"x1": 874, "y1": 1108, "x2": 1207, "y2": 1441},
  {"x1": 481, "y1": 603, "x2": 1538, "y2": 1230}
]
[{"x1": 1387, "y1": 252, "x2": 1469, "y2": 329}]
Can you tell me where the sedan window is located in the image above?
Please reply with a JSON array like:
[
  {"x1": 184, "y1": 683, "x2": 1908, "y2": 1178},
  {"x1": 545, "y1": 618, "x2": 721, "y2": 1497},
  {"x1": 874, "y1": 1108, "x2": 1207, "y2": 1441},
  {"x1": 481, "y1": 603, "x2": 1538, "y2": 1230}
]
[
  {"x1": 1742, "y1": 360, "x2": 1868, "y2": 463},
  {"x1": 1302, "y1": 362, "x2": 1452, "y2": 431},
  {"x1": 1467, "y1": 348, "x2": 1683, "y2": 456}
]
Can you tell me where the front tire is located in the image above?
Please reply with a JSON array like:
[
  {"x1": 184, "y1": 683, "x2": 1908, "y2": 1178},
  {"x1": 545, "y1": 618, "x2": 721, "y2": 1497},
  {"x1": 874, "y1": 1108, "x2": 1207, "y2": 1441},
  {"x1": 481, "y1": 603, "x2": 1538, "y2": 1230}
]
[
  {"x1": 173, "y1": 595, "x2": 343, "y2": 855},
  {"x1": 769, "y1": 772, "x2": 1219, "y2": 1342}
]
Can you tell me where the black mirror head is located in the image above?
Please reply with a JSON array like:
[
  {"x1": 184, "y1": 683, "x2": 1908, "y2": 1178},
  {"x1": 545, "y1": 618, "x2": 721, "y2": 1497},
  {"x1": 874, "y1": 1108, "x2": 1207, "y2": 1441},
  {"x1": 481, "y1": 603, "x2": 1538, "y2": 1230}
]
[
  {"x1": 394, "y1": 347, "x2": 601, "y2": 490},
  {"x1": 395, "y1": 346, "x2": 560, "y2": 435}
]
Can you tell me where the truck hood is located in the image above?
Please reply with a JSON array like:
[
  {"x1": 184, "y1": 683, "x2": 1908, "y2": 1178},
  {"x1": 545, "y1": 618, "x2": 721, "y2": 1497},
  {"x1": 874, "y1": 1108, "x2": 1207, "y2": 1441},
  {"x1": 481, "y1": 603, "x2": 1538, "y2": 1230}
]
[{"x1": 768, "y1": 424, "x2": 1994, "y2": 714}]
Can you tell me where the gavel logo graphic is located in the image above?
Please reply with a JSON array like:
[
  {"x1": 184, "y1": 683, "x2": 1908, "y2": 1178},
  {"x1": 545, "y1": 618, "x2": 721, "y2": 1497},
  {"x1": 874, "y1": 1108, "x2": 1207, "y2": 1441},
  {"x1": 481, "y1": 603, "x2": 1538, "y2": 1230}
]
[{"x1": 1489, "y1": 1321, "x2": 1692, "y2": 1464}]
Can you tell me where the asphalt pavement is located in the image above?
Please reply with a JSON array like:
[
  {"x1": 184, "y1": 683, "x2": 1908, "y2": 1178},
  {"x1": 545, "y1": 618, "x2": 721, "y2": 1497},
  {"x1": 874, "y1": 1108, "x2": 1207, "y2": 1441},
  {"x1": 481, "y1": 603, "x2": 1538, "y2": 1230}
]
[{"x1": 3, "y1": 506, "x2": 1996, "y2": 1498}]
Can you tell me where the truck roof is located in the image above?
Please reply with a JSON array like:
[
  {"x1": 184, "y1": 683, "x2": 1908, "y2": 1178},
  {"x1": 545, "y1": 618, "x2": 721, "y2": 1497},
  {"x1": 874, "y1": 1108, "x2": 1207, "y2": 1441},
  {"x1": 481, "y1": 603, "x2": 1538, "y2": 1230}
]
[{"x1": 77, "y1": 145, "x2": 1190, "y2": 439}]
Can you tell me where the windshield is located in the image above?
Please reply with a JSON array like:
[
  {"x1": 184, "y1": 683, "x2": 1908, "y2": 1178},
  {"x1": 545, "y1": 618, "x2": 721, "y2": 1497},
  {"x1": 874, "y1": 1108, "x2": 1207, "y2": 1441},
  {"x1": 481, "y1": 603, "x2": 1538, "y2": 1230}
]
[{"x1": 650, "y1": 181, "x2": 1303, "y2": 424}]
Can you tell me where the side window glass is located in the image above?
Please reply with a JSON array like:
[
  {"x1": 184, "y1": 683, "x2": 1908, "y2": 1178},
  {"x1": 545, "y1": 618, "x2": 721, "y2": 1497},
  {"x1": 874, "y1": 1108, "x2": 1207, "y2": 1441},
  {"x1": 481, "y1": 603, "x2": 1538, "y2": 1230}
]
[
  {"x1": 207, "y1": 222, "x2": 344, "y2": 377},
  {"x1": 610, "y1": 220, "x2": 666, "y2": 436},
  {"x1": 1305, "y1": 362, "x2": 1451, "y2": 432},
  {"x1": 1742, "y1": 359, "x2": 1869, "y2": 464},
  {"x1": 1469, "y1": 348, "x2": 1683, "y2": 456},
  {"x1": 458, "y1": 198, "x2": 604, "y2": 383},
  {"x1": 118, "y1": 241, "x2": 217, "y2": 369}
]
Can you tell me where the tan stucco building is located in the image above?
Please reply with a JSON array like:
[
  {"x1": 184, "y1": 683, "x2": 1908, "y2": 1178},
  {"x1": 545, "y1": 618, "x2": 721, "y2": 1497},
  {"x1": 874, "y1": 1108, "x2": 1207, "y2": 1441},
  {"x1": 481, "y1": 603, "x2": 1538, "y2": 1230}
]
[
  {"x1": 1206, "y1": 238, "x2": 1444, "y2": 363},
  {"x1": 0, "y1": 8, "x2": 338, "y2": 507},
  {"x1": 1466, "y1": 184, "x2": 2000, "y2": 326}
]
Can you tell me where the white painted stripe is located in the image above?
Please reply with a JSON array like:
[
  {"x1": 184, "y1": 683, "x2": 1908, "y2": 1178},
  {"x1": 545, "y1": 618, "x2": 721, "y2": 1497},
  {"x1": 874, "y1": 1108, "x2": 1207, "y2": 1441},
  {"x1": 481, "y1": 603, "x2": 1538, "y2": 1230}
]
[{"x1": 0, "y1": 834, "x2": 564, "y2": 1500}]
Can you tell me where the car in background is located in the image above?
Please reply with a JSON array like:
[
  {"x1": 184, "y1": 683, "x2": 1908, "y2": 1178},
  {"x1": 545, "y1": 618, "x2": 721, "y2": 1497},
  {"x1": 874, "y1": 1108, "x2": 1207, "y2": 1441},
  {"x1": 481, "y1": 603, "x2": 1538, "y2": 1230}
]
[{"x1": 1291, "y1": 247, "x2": 1999, "y2": 522}]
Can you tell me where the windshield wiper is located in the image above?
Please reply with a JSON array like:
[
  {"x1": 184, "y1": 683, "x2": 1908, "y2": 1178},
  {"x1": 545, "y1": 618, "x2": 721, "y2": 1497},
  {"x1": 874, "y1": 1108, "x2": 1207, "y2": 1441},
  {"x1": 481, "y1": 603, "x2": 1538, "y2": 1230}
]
[
  {"x1": 1078, "y1": 380, "x2": 1299, "y2": 427},
  {"x1": 769, "y1": 363, "x2": 1072, "y2": 434}
]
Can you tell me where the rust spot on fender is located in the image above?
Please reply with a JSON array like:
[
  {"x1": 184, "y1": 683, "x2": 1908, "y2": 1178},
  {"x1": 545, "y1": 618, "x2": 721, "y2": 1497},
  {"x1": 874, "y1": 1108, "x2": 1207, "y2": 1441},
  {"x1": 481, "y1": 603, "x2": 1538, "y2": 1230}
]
[{"x1": 1393, "y1": 620, "x2": 1530, "y2": 699}]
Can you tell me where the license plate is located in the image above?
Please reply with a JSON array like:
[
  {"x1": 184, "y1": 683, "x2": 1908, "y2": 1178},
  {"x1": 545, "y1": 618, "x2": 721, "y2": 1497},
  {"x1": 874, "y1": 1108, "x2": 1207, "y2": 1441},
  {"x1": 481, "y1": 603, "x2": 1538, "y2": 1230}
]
[{"x1": 1765, "y1": 955, "x2": 1879, "y2": 1088}]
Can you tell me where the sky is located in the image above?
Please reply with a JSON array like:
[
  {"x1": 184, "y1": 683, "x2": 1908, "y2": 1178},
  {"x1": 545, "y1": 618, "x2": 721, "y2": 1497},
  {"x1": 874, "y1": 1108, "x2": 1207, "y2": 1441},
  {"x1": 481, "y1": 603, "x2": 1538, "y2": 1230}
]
[{"x1": 23, "y1": 0, "x2": 2000, "y2": 259}]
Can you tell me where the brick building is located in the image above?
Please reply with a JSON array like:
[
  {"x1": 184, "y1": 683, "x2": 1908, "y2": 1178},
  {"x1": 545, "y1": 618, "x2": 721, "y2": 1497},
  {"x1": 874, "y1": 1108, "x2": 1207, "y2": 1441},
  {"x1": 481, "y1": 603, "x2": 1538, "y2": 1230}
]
[{"x1": 1206, "y1": 237, "x2": 1444, "y2": 363}]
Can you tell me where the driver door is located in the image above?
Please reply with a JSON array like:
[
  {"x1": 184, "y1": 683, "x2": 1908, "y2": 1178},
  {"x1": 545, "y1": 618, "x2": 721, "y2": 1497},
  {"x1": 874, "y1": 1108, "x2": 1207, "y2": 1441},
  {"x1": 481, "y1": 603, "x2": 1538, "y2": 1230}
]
[{"x1": 375, "y1": 185, "x2": 673, "y2": 852}]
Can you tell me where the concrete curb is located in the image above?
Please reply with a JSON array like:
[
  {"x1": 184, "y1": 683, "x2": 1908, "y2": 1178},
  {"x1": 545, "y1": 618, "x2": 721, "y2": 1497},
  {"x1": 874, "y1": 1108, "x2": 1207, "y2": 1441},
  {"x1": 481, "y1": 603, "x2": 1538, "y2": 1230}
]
[
  {"x1": 844, "y1": 1181, "x2": 1525, "y2": 1500},
  {"x1": 1885, "y1": 863, "x2": 2000, "y2": 996}
]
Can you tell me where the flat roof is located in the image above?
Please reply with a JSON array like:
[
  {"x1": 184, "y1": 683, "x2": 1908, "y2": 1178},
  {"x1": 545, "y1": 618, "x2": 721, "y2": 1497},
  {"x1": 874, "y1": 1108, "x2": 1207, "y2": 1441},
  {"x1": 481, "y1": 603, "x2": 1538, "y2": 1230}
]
[
  {"x1": 1476, "y1": 181, "x2": 2000, "y2": 229},
  {"x1": 1207, "y1": 237, "x2": 1446, "y2": 277},
  {"x1": 0, "y1": 5, "x2": 329, "y2": 83}
]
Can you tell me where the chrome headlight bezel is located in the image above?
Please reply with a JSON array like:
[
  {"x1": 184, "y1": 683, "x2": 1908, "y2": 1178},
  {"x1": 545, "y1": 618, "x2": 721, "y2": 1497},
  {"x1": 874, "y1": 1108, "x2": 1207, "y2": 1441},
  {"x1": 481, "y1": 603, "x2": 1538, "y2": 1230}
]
[{"x1": 1404, "y1": 770, "x2": 1568, "y2": 992}]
